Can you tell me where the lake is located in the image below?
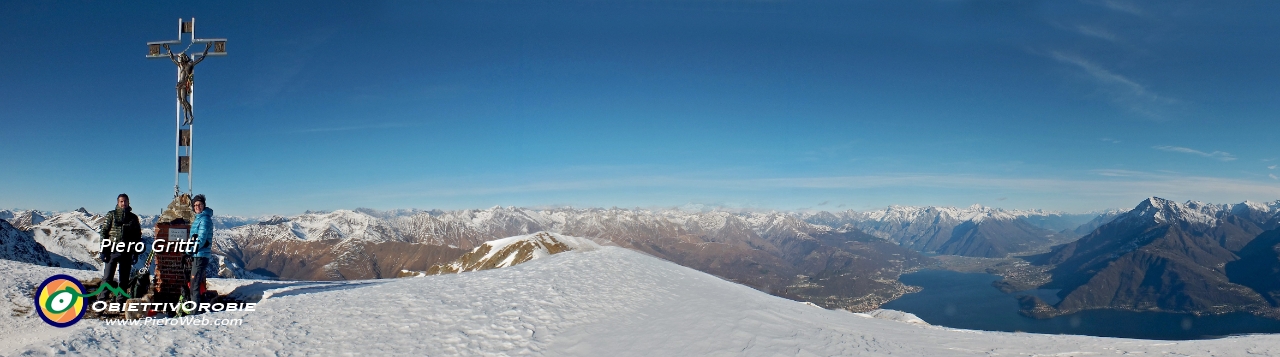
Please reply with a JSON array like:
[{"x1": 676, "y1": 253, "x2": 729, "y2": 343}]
[{"x1": 880, "y1": 270, "x2": 1280, "y2": 340}]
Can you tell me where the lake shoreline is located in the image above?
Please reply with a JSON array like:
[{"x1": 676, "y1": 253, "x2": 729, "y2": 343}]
[{"x1": 882, "y1": 269, "x2": 1280, "y2": 340}]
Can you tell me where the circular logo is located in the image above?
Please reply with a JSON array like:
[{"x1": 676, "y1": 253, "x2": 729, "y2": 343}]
[{"x1": 34, "y1": 275, "x2": 87, "y2": 327}]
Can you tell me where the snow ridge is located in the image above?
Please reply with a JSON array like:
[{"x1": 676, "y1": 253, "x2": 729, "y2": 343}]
[
  {"x1": 1124, "y1": 197, "x2": 1223, "y2": 227},
  {"x1": 412, "y1": 232, "x2": 599, "y2": 276},
  {"x1": 0, "y1": 220, "x2": 53, "y2": 267},
  {"x1": 852, "y1": 203, "x2": 1039, "y2": 224},
  {"x1": 28, "y1": 210, "x2": 104, "y2": 270}
]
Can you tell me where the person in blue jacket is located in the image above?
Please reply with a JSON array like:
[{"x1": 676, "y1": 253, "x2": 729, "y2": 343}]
[{"x1": 188, "y1": 194, "x2": 214, "y2": 308}]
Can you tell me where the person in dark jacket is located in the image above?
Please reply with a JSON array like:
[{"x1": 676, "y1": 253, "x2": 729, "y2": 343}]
[
  {"x1": 187, "y1": 194, "x2": 214, "y2": 308},
  {"x1": 99, "y1": 193, "x2": 142, "y2": 302}
]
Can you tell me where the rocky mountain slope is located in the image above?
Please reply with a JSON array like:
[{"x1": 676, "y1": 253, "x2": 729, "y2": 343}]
[
  {"x1": 3, "y1": 210, "x2": 46, "y2": 232},
  {"x1": 212, "y1": 217, "x2": 466, "y2": 280},
  {"x1": 1227, "y1": 227, "x2": 1280, "y2": 306},
  {"x1": 0, "y1": 219, "x2": 53, "y2": 267},
  {"x1": 1026, "y1": 197, "x2": 1280, "y2": 318}
]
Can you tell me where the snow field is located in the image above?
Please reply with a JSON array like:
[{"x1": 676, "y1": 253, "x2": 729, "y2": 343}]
[{"x1": 3, "y1": 247, "x2": 1280, "y2": 356}]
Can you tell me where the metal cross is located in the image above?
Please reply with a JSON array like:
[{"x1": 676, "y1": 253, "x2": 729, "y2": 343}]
[{"x1": 146, "y1": 18, "x2": 228, "y2": 198}]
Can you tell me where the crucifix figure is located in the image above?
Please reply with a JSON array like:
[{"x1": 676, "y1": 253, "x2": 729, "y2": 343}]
[{"x1": 165, "y1": 43, "x2": 211, "y2": 126}]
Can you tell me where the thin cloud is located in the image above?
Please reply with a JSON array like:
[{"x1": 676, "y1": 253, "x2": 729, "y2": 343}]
[
  {"x1": 1269, "y1": 165, "x2": 1277, "y2": 170},
  {"x1": 297, "y1": 122, "x2": 419, "y2": 133},
  {"x1": 1085, "y1": 0, "x2": 1144, "y2": 16},
  {"x1": 1074, "y1": 24, "x2": 1120, "y2": 42},
  {"x1": 1272, "y1": 174, "x2": 1279, "y2": 181},
  {"x1": 1093, "y1": 169, "x2": 1144, "y2": 177},
  {"x1": 1099, "y1": 137, "x2": 1122, "y2": 144},
  {"x1": 357, "y1": 173, "x2": 1280, "y2": 201},
  {"x1": 305, "y1": 171, "x2": 1280, "y2": 214},
  {"x1": 1152, "y1": 146, "x2": 1237, "y2": 162},
  {"x1": 1049, "y1": 51, "x2": 1174, "y2": 118}
]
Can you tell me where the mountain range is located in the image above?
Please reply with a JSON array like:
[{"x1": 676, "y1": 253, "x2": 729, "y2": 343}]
[
  {"x1": 1025, "y1": 198, "x2": 1280, "y2": 318},
  {"x1": 0, "y1": 203, "x2": 1172, "y2": 315},
  {"x1": 801, "y1": 204, "x2": 1089, "y2": 257},
  {"x1": 207, "y1": 204, "x2": 1134, "y2": 311},
  {"x1": 10, "y1": 198, "x2": 1280, "y2": 320},
  {"x1": 204, "y1": 208, "x2": 930, "y2": 311}
]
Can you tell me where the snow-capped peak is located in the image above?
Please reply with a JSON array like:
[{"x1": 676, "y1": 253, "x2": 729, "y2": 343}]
[
  {"x1": 409, "y1": 232, "x2": 598, "y2": 276},
  {"x1": 289, "y1": 209, "x2": 402, "y2": 242},
  {"x1": 857, "y1": 204, "x2": 1026, "y2": 224},
  {"x1": 1236, "y1": 200, "x2": 1280, "y2": 215},
  {"x1": 1127, "y1": 197, "x2": 1218, "y2": 227},
  {"x1": 7, "y1": 210, "x2": 47, "y2": 230}
]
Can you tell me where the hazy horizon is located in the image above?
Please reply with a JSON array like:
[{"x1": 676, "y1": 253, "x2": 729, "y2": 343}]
[{"x1": 17, "y1": 195, "x2": 1278, "y2": 218}]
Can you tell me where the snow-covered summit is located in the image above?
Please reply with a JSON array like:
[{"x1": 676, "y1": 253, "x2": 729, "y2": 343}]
[
  {"x1": 1124, "y1": 197, "x2": 1225, "y2": 227},
  {"x1": 1115, "y1": 197, "x2": 1280, "y2": 230},
  {"x1": 1234, "y1": 200, "x2": 1280, "y2": 217},
  {"x1": 3, "y1": 245, "x2": 1277, "y2": 355},
  {"x1": 5, "y1": 210, "x2": 46, "y2": 231},
  {"x1": 411, "y1": 232, "x2": 598, "y2": 276},
  {"x1": 29, "y1": 210, "x2": 105, "y2": 270},
  {"x1": 854, "y1": 204, "x2": 1044, "y2": 224},
  {"x1": 289, "y1": 209, "x2": 403, "y2": 242}
]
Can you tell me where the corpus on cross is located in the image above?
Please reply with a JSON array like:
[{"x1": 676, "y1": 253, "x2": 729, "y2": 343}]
[{"x1": 164, "y1": 42, "x2": 211, "y2": 126}]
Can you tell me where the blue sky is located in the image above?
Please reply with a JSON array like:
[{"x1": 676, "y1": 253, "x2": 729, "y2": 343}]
[{"x1": 2, "y1": 0, "x2": 1278, "y2": 216}]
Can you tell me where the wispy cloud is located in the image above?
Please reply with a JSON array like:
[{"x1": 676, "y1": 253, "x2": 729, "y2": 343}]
[
  {"x1": 337, "y1": 172, "x2": 1280, "y2": 205},
  {"x1": 1086, "y1": 0, "x2": 1144, "y2": 16},
  {"x1": 1092, "y1": 169, "x2": 1144, "y2": 177},
  {"x1": 1048, "y1": 51, "x2": 1174, "y2": 118},
  {"x1": 1272, "y1": 174, "x2": 1279, "y2": 181},
  {"x1": 297, "y1": 122, "x2": 419, "y2": 133},
  {"x1": 1152, "y1": 145, "x2": 1237, "y2": 161},
  {"x1": 288, "y1": 164, "x2": 1280, "y2": 214},
  {"x1": 1073, "y1": 24, "x2": 1120, "y2": 42},
  {"x1": 1099, "y1": 137, "x2": 1122, "y2": 144},
  {"x1": 1269, "y1": 165, "x2": 1277, "y2": 170}
]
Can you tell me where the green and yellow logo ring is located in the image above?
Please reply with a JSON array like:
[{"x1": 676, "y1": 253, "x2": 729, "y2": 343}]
[{"x1": 35, "y1": 275, "x2": 88, "y2": 327}]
